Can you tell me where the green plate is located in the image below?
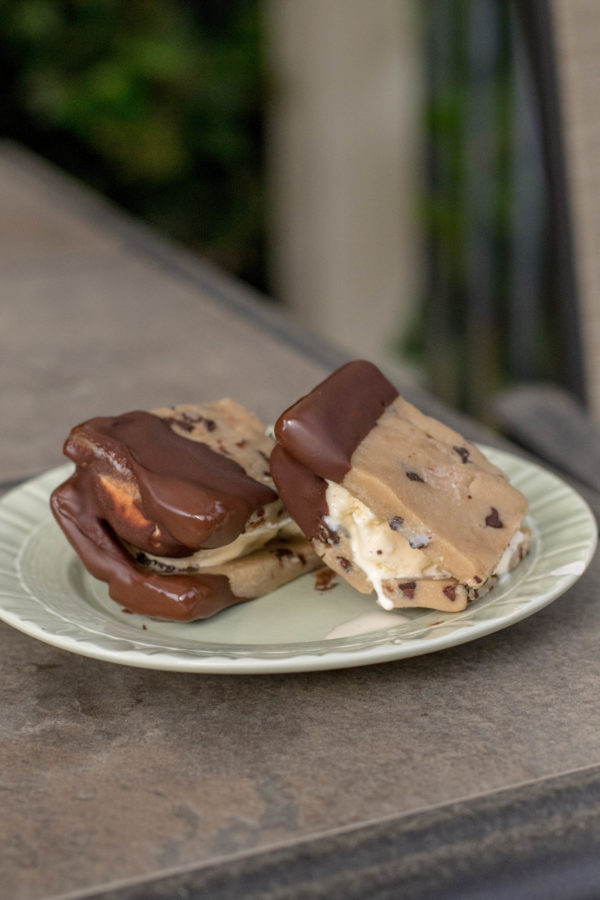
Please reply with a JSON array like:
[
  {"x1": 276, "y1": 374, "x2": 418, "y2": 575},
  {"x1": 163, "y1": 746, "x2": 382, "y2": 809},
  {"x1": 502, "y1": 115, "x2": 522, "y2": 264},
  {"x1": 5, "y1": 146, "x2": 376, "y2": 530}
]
[{"x1": 0, "y1": 447, "x2": 596, "y2": 673}]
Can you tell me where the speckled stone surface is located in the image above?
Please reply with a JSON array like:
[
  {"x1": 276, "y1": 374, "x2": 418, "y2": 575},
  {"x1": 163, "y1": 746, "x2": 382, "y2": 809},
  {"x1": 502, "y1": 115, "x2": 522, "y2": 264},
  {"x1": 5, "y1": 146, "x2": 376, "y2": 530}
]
[{"x1": 2, "y1": 144, "x2": 600, "y2": 900}]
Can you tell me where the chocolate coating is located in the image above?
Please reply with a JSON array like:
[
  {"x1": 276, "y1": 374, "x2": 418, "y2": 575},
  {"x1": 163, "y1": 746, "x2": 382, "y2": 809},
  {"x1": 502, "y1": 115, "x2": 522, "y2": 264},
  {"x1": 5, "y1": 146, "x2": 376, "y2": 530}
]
[
  {"x1": 271, "y1": 361, "x2": 398, "y2": 540},
  {"x1": 274, "y1": 360, "x2": 398, "y2": 483},
  {"x1": 64, "y1": 411, "x2": 277, "y2": 553},
  {"x1": 51, "y1": 471, "x2": 245, "y2": 621},
  {"x1": 269, "y1": 446, "x2": 328, "y2": 541}
]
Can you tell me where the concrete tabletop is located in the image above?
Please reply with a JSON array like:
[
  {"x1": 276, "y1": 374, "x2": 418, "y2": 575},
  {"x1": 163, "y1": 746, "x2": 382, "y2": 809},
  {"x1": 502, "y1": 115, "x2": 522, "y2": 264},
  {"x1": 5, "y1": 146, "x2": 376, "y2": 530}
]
[{"x1": 2, "y1": 144, "x2": 600, "y2": 900}]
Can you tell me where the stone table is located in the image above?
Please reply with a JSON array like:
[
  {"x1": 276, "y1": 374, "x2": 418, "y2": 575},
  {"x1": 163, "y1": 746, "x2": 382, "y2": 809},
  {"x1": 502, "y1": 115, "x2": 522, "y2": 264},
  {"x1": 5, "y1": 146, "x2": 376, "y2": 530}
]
[{"x1": 1, "y1": 144, "x2": 599, "y2": 900}]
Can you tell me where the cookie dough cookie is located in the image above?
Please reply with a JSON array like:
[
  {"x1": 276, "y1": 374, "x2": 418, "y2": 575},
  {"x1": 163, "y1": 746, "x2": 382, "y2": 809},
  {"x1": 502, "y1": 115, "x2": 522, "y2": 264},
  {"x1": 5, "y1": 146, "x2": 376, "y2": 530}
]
[{"x1": 270, "y1": 361, "x2": 531, "y2": 612}]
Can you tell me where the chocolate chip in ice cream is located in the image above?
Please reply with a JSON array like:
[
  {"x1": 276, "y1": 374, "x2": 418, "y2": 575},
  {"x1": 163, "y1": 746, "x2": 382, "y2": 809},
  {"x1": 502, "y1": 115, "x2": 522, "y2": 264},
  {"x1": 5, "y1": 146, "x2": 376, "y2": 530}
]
[{"x1": 388, "y1": 516, "x2": 404, "y2": 531}]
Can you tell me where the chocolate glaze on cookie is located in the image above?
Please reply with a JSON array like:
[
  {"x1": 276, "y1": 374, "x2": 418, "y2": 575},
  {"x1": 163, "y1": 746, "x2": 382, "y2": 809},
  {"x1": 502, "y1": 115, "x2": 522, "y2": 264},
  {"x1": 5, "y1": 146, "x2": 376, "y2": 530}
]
[
  {"x1": 51, "y1": 471, "x2": 244, "y2": 621},
  {"x1": 271, "y1": 361, "x2": 398, "y2": 540},
  {"x1": 274, "y1": 360, "x2": 398, "y2": 483},
  {"x1": 64, "y1": 411, "x2": 277, "y2": 554}
]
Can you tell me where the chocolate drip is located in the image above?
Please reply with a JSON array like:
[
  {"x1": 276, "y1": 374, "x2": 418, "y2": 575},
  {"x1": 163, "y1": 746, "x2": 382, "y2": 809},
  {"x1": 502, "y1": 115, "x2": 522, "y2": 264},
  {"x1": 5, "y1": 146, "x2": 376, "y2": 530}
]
[
  {"x1": 269, "y1": 445, "x2": 328, "y2": 541},
  {"x1": 274, "y1": 360, "x2": 398, "y2": 483},
  {"x1": 271, "y1": 361, "x2": 398, "y2": 542},
  {"x1": 51, "y1": 472, "x2": 246, "y2": 621},
  {"x1": 64, "y1": 411, "x2": 276, "y2": 553}
]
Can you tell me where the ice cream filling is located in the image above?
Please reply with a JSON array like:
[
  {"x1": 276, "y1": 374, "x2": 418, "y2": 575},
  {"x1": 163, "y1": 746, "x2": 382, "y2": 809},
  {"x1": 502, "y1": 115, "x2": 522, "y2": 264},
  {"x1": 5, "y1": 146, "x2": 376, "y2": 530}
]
[
  {"x1": 324, "y1": 480, "x2": 528, "y2": 610},
  {"x1": 323, "y1": 481, "x2": 448, "y2": 608},
  {"x1": 494, "y1": 528, "x2": 527, "y2": 579},
  {"x1": 125, "y1": 502, "x2": 296, "y2": 571}
]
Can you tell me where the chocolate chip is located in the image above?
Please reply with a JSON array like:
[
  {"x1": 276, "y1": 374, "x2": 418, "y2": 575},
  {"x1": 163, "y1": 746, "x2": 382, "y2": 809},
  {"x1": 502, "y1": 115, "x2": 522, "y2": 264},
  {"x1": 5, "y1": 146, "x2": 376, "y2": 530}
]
[
  {"x1": 275, "y1": 547, "x2": 293, "y2": 561},
  {"x1": 169, "y1": 412, "x2": 217, "y2": 433},
  {"x1": 388, "y1": 516, "x2": 404, "y2": 531},
  {"x1": 485, "y1": 507, "x2": 503, "y2": 528},
  {"x1": 453, "y1": 445, "x2": 471, "y2": 464},
  {"x1": 236, "y1": 439, "x2": 248, "y2": 449},
  {"x1": 376, "y1": 549, "x2": 383, "y2": 555},
  {"x1": 406, "y1": 472, "x2": 425, "y2": 482},
  {"x1": 474, "y1": 576, "x2": 482, "y2": 584},
  {"x1": 398, "y1": 581, "x2": 416, "y2": 599},
  {"x1": 314, "y1": 569, "x2": 338, "y2": 592},
  {"x1": 164, "y1": 414, "x2": 192, "y2": 433},
  {"x1": 337, "y1": 556, "x2": 352, "y2": 571},
  {"x1": 443, "y1": 585, "x2": 457, "y2": 602},
  {"x1": 169, "y1": 418, "x2": 194, "y2": 433},
  {"x1": 316, "y1": 524, "x2": 340, "y2": 545}
]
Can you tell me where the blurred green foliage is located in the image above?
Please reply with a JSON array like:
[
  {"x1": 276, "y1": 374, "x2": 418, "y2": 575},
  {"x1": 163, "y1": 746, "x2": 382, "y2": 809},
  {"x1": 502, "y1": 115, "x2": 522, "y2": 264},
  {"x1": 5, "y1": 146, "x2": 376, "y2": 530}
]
[{"x1": 1, "y1": 0, "x2": 266, "y2": 287}]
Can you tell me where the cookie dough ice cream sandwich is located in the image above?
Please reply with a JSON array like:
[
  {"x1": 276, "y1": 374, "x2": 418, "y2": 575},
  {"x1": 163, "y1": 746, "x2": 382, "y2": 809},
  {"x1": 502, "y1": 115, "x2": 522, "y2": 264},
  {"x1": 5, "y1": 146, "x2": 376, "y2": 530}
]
[
  {"x1": 51, "y1": 399, "x2": 320, "y2": 621},
  {"x1": 270, "y1": 361, "x2": 531, "y2": 612}
]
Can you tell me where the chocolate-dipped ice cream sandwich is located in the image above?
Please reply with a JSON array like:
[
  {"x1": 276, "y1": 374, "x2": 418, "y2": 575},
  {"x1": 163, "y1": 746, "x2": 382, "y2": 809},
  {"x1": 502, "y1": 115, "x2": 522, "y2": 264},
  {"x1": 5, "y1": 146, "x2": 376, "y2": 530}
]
[
  {"x1": 51, "y1": 399, "x2": 320, "y2": 621},
  {"x1": 270, "y1": 361, "x2": 531, "y2": 612}
]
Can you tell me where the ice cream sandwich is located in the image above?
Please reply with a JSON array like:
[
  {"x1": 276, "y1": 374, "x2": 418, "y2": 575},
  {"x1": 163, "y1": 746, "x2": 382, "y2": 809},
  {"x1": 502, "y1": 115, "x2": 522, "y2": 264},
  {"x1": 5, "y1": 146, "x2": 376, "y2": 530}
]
[
  {"x1": 51, "y1": 399, "x2": 320, "y2": 621},
  {"x1": 270, "y1": 361, "x2": 531, "y2": 612}
]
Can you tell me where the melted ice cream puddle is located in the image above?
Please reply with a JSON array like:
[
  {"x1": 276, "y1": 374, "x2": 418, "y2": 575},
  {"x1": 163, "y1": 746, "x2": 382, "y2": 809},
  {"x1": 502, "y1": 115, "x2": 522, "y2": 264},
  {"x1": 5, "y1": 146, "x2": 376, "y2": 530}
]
[{"x1": 325, "y1": 610, "x2": 409, "y2": 639}]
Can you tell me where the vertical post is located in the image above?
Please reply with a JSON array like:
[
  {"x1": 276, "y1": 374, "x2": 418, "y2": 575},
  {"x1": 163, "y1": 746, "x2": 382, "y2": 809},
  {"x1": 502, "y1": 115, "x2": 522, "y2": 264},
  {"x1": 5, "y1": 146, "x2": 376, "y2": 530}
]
[{"x1": 264, "y1": 0, "x2": 423, "y2": 375}]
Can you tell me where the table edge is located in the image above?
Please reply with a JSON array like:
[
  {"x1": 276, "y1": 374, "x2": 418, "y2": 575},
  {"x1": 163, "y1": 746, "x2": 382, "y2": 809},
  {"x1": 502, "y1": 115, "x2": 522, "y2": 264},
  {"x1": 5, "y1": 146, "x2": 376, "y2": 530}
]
[
  {"x1": 55, "y1": 762, "x2": 600, "y2": 899},
  {"x1": 0, "y1": 139, "x2": 349, "y2": 373}
]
